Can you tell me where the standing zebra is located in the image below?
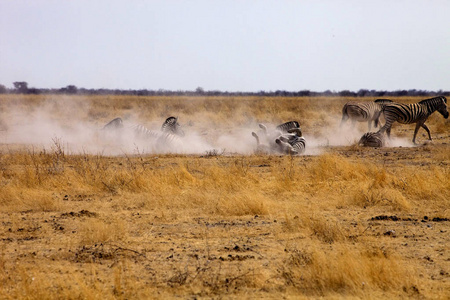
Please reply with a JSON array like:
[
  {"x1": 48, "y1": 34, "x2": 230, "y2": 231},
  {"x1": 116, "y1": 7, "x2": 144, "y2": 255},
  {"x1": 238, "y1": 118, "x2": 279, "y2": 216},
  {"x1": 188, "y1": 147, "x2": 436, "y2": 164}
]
[
  {"x1": 378, "y1": 96, "x2": 448, "y2": 144},
  {"x1": 340, "y1": 99, "x2": 393, "y2": 130}
]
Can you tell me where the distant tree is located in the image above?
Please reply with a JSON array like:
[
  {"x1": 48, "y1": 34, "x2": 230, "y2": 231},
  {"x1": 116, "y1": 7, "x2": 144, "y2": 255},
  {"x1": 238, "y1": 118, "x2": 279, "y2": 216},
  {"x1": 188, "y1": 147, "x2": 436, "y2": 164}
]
[
  {"x1": 0, "y1": 84, "x2": 6, "y2": 94},
  {"x1": 357, "y1": 89, "x2": 369, "y2": 97},
  {"x1": 338, "y1": 90, "x2": 356, "y2": 97},
  {"x1": 195, "y1": 87, "x2": 205, "y2": 95},
  {"x1": 13, "y1": 81, "x2": 28, "y2": 93},
  {"x1": 298, "y1": 90, "x2": 311, "y2": 96},
  {"x1": 66, "y1": 85, "x2": 78, "y2": 94}
]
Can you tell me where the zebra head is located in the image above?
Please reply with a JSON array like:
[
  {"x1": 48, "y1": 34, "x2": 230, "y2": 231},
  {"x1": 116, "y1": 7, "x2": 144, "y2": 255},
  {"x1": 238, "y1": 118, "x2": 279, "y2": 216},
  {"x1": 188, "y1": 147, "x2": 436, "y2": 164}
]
[
  {"x1": 161, "y1": 116, "x2": 185, "y2": 137},
  {"x1": 438, "y1": 96, "x2": 449, "y2": 119}
]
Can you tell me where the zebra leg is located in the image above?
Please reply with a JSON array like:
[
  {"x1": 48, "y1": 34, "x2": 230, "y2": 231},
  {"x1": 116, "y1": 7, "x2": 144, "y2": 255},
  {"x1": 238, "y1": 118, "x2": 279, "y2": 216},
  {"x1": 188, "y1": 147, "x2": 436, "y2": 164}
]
[
  {"x1": 252, "y1": 132, "x2": 260, "y2": 146},
  {"x1": 413, "y1": 122, "x2": 431, "y2": 144},
  {"x1": 421, "y1": 123, "x2": 432, "y2": 141}
]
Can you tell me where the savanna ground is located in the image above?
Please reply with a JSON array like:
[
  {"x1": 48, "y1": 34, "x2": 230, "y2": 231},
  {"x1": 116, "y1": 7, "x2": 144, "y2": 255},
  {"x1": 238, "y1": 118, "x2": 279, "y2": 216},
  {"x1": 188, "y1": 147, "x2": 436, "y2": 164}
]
[{"x1": 0, "y1": 95, "x2": 448, "y2": 299}]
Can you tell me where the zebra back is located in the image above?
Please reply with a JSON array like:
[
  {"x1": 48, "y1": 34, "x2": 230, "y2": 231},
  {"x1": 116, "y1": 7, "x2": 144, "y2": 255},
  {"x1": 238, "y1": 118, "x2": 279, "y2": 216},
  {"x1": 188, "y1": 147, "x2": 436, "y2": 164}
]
[{"x1": 382, "y1": 96, "x2": 448, "y2": 125}]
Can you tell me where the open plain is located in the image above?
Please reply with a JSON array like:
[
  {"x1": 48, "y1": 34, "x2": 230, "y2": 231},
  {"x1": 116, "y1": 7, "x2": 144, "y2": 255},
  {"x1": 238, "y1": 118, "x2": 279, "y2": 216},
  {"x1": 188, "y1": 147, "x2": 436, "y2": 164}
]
[{"x1": 0, "y1": 95, "x2": 449, "y2": 299}]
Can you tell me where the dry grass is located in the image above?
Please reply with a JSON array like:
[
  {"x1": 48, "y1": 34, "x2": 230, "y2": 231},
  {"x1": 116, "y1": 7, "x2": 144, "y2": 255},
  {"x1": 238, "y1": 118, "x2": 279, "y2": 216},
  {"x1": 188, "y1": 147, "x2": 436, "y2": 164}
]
[{"x1": 0, "y1": 95, "x2": 449, "y2": 299}]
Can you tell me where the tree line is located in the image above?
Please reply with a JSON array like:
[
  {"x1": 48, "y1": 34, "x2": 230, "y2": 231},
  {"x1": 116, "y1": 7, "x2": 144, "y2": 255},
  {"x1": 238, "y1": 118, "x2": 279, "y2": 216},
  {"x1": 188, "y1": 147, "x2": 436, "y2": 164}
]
[{"x1": 0, "y1": 82, "x2": 448, "y2": 97}]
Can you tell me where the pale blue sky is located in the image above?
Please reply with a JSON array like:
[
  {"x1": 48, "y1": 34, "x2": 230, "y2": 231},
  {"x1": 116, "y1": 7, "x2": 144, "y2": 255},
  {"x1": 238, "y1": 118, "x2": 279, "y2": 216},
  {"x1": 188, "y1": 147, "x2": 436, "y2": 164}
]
[{"x1": 0, "y1": 1, "x2": 449, "y2": 92}]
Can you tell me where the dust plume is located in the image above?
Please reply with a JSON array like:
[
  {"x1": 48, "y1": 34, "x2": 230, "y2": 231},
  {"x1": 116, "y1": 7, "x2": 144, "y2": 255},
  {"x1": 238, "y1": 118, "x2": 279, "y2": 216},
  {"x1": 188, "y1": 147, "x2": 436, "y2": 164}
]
[{"x1": 0, "y1": 100, "x2": 417, "y2": 155}]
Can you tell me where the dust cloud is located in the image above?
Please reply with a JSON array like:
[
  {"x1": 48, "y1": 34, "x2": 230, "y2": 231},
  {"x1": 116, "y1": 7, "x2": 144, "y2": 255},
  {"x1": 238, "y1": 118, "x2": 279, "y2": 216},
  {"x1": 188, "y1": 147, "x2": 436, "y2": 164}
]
[{"x1": 0, "y1": 104, "x2": 415, "y2": 156}]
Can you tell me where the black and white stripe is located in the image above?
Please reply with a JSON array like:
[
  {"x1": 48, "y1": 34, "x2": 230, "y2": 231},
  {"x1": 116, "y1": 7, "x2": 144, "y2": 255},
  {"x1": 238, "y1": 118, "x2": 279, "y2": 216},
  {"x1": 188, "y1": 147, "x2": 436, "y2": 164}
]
[
  {"x1": 378, "y1": 96, "x2": 448, "y2": 144},
  {"x1": 276, "y1": 121, "x2": 300, "y2": 133},
  {"x1": 101, "y1": 116, "x2": 186, "y2": 152},
  {"x1": 275, "y1": 128, "x2": 306, "y2": 155},
  {"x1": 358, "y1": 131, "x2": 386, "y2": 147},
  {"x1": 161, "y1": 116, "x2": 185, "y2": 137},
  {"x1": 130, "y1": 124, "x2": 160, "y2": 140},
  {"x1": 340, "y1": 99, "x2": 393, "y2": 130}
]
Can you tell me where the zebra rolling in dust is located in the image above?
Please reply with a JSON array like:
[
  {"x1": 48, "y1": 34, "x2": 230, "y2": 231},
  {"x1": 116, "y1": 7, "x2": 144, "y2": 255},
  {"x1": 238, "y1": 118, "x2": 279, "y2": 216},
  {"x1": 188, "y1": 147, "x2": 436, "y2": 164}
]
[
  {"x1": 252, "y1": 121, "x2": 306, "y2": 155},
  {"x1": 275, "y1": 128, "x2": 306, "y2": 155},
  {"x1": 340, "y1": 99, "x2": 393, "y2": 131},
  {"x1": 101, "y1": 116, "x2": 185, "y2": 153},
  {"x1": 358, "y1": 131, "x2": 386, "y2": 147},
  {"x1": 378, "y1": 96, "x2": 448, "y2": 144}
]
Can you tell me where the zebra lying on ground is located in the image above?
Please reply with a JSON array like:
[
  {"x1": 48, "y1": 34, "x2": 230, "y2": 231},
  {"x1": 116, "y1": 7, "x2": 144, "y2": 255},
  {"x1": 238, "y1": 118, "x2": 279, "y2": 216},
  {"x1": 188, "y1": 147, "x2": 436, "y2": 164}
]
[
  {"x1": 257, "y1": 121, "x2": 302, "y2": 151},
  {"x1": 275, "y1": 128, "x2": 306, "y2": 155},
  {"x1": 358, "y1": 131, "x2": 386, "y2": 148},
  {"x1": 340, "y1": 99, "x2": 393, "y2": 131},
  {"x1": 101, "y1": 116, "x2": 186, "y2": 152},
  {"x1": 377, "y1": 96, "x2": 448, "y2": 144},
  {"x1": 252, "y1": 122, "x2": 306, "y2": 155}
]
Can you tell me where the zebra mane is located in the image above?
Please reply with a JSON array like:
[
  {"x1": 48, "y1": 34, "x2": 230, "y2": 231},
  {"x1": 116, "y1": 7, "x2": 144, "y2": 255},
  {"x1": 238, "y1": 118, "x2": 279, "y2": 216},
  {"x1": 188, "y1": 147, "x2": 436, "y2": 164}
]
[
  {"x1": 419, "y1": 96, "x2": 446, "y2": 105},
  {"x1": 374, "y1": 99, "x2": 393, "y2": 104}
]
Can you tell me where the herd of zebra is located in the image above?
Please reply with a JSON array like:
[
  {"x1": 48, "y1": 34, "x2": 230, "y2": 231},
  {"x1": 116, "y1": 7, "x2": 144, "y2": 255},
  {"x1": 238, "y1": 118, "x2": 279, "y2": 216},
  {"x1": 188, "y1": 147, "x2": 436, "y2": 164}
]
[
  {"x1": 342, "y1": 95, "x2": 448, "y2": 147},
  {"x1": 100, "y1": 95, "x2": 448, "y2": 155}
]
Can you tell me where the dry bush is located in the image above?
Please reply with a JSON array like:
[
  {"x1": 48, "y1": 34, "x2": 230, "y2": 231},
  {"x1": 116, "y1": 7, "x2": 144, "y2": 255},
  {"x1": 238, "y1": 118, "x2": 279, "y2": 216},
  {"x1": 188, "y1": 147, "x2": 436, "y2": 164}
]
[{"x1": 281, "y1": 243, "x2": 417, "y2": 297}]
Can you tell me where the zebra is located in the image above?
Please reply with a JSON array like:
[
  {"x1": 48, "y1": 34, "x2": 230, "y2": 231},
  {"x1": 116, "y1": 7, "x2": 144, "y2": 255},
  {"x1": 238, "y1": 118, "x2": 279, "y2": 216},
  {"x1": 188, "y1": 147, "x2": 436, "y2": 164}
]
[
  {"x1": 258, "y1": 120, "x2": 301, "y2": 149},
  {"x1": 358, "y1": 131, "x2": 386, "y2": 148},
  {"x1": 275, "y1": 128, "x2": 306, "y2": 155},
  {"x1": 340, "y1": 99, "x2": 393, "y2": 131},
  {"x1": 101, "y1": 116, "x2": 186, "y2": 153},
  {"x1": 378, "y1": 96, "x2": 448, "y2": 144}
]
